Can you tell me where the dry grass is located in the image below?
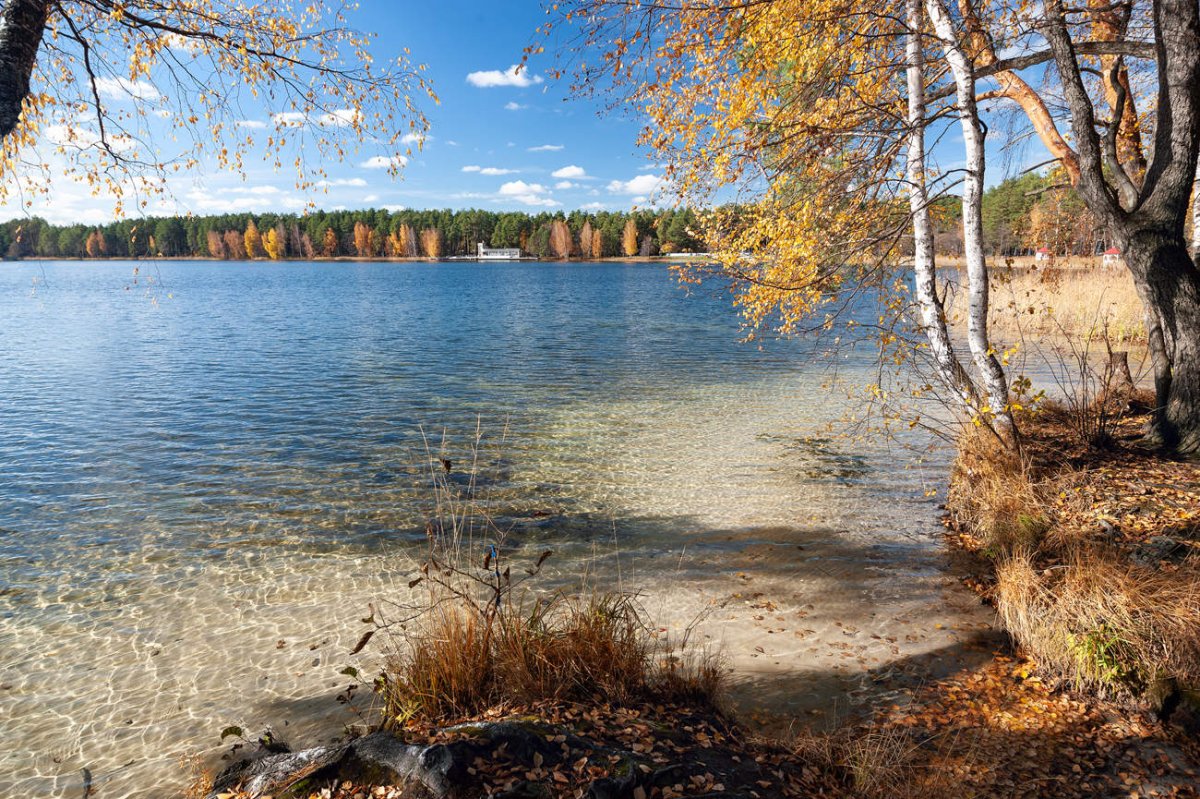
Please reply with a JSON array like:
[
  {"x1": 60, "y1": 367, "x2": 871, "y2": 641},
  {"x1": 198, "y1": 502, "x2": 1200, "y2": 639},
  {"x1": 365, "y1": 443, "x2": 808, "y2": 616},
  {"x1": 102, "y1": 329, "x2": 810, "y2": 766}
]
[
  {"x1": 949, "y1": 263, "x2": 1146, "y2": 345},
  {"x1": 379, "y1": 590, "x2": 723, "y2": 726},
  {"x1": 996, "y1": 549, "x2": 1200, "y2": 697},
  {"x1": 946, "y1": 429, "x2": 1051, "y2": 554},
  {"x1": 949, "y1": 396, "x2": 1200, "y2": 704},
  {"x1": 371, "y1": 431, "x2": 724, "y2": 727},
  {"x1": 787, "y1": 724, "x2": 979, "y2": 799}
]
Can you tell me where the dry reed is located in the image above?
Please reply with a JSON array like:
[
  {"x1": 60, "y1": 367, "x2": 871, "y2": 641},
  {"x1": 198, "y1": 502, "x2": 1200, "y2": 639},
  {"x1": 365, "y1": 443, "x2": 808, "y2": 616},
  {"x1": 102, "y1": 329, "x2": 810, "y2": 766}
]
[{"x1": 949, "y1": 262, "x2": 1145, "y2": 346}]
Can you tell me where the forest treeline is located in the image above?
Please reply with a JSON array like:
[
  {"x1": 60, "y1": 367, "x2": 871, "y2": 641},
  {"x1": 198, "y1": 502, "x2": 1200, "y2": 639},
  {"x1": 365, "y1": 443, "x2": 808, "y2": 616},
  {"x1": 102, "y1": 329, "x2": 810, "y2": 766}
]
[
  {"x1": 938, "y1": 170, "x2": 1132, "y2": 257},
  {"x1": 0, "y1": 172, "x2": 1123, "y2": 262},
  {"x1": 0, "y1": 206, "x2": 704, "y2": 260}
]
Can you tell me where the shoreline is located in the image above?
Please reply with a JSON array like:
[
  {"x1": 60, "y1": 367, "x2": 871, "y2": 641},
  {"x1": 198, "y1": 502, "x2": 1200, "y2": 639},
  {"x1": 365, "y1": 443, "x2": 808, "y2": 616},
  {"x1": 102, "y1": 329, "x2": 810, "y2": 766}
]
[{"x1": 0, "y1": 254, "x2": 687, "y2": 264}]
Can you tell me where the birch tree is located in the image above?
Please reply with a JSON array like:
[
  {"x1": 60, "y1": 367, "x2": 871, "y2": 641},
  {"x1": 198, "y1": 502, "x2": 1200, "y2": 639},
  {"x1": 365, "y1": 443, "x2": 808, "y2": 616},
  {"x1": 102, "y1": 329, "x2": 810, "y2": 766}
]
[
  {"x1": 546, "y1": 0, "x2": 1015, "y2": 437},
  {"x1": 904, "y1": 0, "x2": 976, "y2": 408},
  {"x1": 953, "y1": 0, "x2": 1200, "y2": 452},
  {"x1": 924, "y1": 0, "x2": 1013, "y2": 435}
]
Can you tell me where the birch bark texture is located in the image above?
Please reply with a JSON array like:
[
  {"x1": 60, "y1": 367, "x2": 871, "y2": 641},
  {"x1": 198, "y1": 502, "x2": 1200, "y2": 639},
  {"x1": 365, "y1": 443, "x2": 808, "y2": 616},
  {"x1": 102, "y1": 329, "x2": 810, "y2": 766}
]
[
  {"x1": 904, "y1": 0, "x2": 977, "y2": 410},
  {"x1": 925, "y1": 0, "x2": 1013, "y2": 435}
]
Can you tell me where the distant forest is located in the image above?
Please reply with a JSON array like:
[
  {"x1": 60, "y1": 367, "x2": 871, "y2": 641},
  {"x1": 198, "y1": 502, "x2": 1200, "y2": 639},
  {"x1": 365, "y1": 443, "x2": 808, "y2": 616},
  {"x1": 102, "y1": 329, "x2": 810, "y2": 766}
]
[
  {"x1": 0, "y1": 172, "x2": 1139, "y2": 262},
  {"x1": 0, "y1": 207, "x2": 704, "y2": 261}
]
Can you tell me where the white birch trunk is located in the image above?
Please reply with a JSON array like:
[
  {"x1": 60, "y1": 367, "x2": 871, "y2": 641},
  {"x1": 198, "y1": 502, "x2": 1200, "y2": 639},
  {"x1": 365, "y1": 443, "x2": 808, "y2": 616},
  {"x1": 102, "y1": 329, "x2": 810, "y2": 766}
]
[
  {"x1": 905, "y1": 0, "x2": 976, "y2": 409},
  {"x1": 925, "y1": 0, "x2": 1014, "y2": 438}
]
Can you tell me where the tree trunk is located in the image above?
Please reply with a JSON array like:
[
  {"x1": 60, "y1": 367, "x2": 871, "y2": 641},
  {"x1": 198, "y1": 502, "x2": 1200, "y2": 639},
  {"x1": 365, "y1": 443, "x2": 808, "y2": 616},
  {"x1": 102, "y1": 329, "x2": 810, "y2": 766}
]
[
  {"x1": 1122, "y1": 227, "x2": 1200, "y2": 452},
  {"x1": 1193, "y1": 167, "x2": 1200, "y2": 262},
  {"x1": 0, "y1": 0, "x2": 49, "y2": 140},
  {"x1": 905, "y1": 0, "x2": 976, "y2": 407},
  {"x1": 927, "y1": 0, "x2": 1015, "y2": 440}
]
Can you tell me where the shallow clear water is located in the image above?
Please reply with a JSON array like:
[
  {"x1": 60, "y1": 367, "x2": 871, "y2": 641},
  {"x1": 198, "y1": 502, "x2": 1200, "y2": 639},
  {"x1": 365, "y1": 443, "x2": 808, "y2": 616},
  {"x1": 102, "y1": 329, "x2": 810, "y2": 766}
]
[{"x1": 0, "y1": 260, "x2": 980, "y2": 798}]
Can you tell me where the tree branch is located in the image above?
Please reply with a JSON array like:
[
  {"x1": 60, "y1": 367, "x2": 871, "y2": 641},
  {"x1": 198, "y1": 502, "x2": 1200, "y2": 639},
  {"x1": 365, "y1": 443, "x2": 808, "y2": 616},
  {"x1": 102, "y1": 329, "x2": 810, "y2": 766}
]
[{"x1": 927, "y1": 38, "x2": 1156, "y2": 102}]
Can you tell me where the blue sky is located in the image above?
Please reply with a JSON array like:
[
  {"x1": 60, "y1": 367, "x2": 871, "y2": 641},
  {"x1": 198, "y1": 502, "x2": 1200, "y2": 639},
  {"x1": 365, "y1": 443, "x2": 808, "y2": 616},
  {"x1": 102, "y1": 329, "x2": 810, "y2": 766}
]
[
  {"x1": 10, "y1": 1, "x2": 669, "y2": 225},
  {"x1": 9, "y1": 1, "x2": 1049, "y2": 225}
]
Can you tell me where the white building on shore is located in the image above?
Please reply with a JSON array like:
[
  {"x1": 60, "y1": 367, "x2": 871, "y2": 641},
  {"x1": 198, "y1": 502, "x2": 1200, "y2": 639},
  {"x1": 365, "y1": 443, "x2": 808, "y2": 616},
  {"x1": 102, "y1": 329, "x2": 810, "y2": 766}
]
[{"x1": 477, "y1": 242, "x2": 522, "y2": 260}]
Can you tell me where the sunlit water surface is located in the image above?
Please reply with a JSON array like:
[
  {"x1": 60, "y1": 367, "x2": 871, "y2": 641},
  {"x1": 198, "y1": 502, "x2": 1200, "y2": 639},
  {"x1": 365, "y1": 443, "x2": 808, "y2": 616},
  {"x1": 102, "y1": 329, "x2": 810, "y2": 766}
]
[{"x1": 0, "y1": 261, "x2": 987, "y2": 798}]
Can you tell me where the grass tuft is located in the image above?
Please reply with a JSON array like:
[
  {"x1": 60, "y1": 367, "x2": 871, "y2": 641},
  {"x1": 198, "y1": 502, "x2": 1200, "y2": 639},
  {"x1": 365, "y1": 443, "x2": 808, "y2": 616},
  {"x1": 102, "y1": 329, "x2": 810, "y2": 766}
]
[
  {"x1": 946, "y1": 430, "x2": 1050, "y2": 555},
  {"x1": 996, "y1": 548, "x2": 1200, "y2": 696},
  {"x1": 379, "y1": 589, "x2": 724, "y2": 726},
  {"x1": 372, "y1": 430, "x2": 724, "y2": 728}
]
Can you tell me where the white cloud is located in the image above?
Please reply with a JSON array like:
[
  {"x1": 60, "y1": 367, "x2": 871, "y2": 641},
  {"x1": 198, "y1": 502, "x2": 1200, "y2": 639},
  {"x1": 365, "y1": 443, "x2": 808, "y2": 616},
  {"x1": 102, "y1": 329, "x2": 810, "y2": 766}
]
[
  {"x1": 462, "y1": 165, "x2": 517, "y2": 175},
  {"x1": 272, "y1": 108, "x2": 360, "y2": 128},
  {"x1": 272, "y1": 111, "x2": 307, "y2": 127},
  {"x1": 446, "y1": 140, "x2": 460, "y2": 147},
  {"x1": 554, "y1": 181, "x2": 576, "y2": 190},
  {"x1": 183, "y1": 188, "x2": 305, "y2": 214},
  {"x1": 499, "y1": 180, "x2": 547, "y2": 196},
  {"x1": 400, "y1": 132, "x2": 426, "y2": 145},
  {"x1": 360, "y1": 155, "x2": 408, "y2": 169},
  {"x1": 316, "y1": 177, "x2": 369, "y2": 188},
  {"x1": 236, "y1": 119, "x2": 268, "y2": 129},
  {"x1": 528, "y1": 144, "x2": 563, "y2": 152},
  {"x1": 607, "y1": 174, "x2": 664, "y2": 195},
  {"x1": 581, "y1": 202, "x2": 607, "y2": 211},
  {"x1": 383, "y1": 204, "x2": 407, "y2": 212},
  {"x1": 317, "y1": 108, "x2": 361, "y2": 128},
  {"x1": 94, "y1": 77, "x2": 161, "y2": 102},
  {"x1": 504, "y1": 102, "x2": 527, "y2": 111},
  {"x1": 228, "y1": 185, "x2": 281, "y2": 195},
  {"x1": 552, "y1": 165, "x2": 587, "y2": 179},
  {"x1": 45, "y1": 124, "x2": 135, "y2": 152},
  {"x1": 466, "y1": 65, "x2": 544, "y2": 88},
  {"x1": 499, "y1": 180, "x2": 558, "y2": 207},
  {"x1": 363, "y1": 194, "x2": 380, "y2": 203},
  {"x1": 319, "y1": 107, "x2": 355, "y2": 126}
]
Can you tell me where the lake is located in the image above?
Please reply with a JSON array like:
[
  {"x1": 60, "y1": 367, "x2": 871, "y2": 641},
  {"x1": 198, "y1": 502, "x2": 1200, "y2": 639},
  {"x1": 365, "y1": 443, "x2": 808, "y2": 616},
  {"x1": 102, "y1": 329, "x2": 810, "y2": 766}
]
[{"x1": 0, "y1": 260, "x2": 991, "y2": 798}]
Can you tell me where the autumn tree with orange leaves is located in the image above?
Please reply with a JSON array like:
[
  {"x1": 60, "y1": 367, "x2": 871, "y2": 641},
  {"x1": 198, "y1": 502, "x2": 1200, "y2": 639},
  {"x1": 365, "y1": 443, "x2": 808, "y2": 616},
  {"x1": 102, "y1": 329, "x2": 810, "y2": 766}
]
[
  {"x1": 0, "y1": 1, "x2": 433, "y2": 215},
  {"x1": 546, "y1": 0, "x2": 1200, "y2": 452}
]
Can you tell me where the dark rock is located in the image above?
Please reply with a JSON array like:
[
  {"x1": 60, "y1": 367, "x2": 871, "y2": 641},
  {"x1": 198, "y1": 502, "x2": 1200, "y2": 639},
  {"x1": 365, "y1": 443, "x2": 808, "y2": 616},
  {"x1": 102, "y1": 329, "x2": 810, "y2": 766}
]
[
  {"x1": 210, "y1": 743, "x2": 347, "y2": 798},
  {"x1": 1132, "y1": 536, "x2": 1183, "y2": 565},
  {"x1": 207, "y1": 716, "x2": 766, "y2": 799}
]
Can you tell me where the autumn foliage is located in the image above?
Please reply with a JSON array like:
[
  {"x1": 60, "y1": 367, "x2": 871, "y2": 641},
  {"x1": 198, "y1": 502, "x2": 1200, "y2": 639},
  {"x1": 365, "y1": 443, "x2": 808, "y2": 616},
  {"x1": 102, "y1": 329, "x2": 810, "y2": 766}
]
[{"x1": 0, "y1": 1, "x2": 434, "y2": 216}]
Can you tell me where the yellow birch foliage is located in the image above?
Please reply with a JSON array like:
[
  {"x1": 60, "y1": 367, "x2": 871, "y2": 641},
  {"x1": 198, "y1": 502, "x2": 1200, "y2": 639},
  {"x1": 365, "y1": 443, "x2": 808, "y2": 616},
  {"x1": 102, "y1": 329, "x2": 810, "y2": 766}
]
[
  {"x1": 579, "y1": 221, "x2": 594, "y2": 258},
  {"x1": 353, "y1": 221, "x2": 372, "y2": 257},
  {"x1": 205, "y1": 229, "x2": 224, "y2": 259},
  {"x1": 621, "y1": 219, "x2": 638, "y2": 257},
  {"x1": 549, "y1": 0, "x2": 910, "y2": 334},
  {"x1": 243, "y1": 218, "x2": 262, "y2": 259},
  {"x1": 321, "y1": 227, "x2": 338, "y2": 257},
  {"x1": 223, "y1": 229, "x2": 245, "y2": 260},
  {"x1": 420, "y1": 227, "x2": 442, "y2": 258},
  {"x1": 549, "y1": 220, "x2": 572, "y2": 259},
  {"x1": 85, "y1": 229, "x2": 105, "y2": 257},
  {"x1": 263, "y1": 227, "x2": 283, "y2": 260}
]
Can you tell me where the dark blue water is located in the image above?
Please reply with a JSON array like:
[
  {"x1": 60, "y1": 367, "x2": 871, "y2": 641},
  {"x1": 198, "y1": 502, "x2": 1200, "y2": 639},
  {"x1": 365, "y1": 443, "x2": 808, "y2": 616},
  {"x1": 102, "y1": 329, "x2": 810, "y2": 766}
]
[{"x1": 0, "y1": 260, "x2": 955, "y2": 799}]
